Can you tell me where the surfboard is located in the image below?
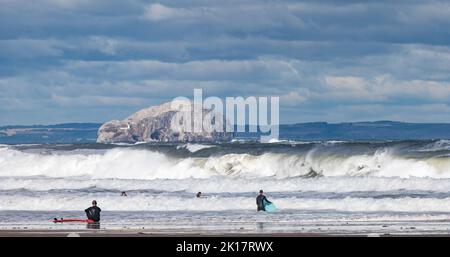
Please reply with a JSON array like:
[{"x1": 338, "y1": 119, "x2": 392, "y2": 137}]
[
  {"x1": 52, "y1": 218, "x2": 95, "y2": 223},
  {"x1": 265, "y1": 203, "x2": 276, "y2": 212},
  {"x1": 263, "y1": 199, "x2": 277, "y2": 212}
]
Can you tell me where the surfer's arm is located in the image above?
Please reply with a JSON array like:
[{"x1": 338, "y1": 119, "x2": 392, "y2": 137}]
[
  {"x1": 263, "y1": 196, "x2": 272, "y2": 204},
  {"x1": 85, "y1": 207, "x2": 93, "y2": 219}
]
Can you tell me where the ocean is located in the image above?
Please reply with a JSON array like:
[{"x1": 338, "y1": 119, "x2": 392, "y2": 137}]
[{"x1": 2, "y1": 140, "x2": 450, "y2": 234}]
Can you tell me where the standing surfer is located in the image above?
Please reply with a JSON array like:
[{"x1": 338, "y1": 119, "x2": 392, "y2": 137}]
[
  {"x1": 256, "y1": 190, "x2": 272, "y2": 211},
  {"x1": 85, "y1": 200, "x2": 101, "y2": 222}
]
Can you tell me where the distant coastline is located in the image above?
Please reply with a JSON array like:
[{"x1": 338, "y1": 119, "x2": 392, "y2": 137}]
[
  {"x1": 2, "y1": 121, "x2": 450, "y2": 144},
  {"x1": 0, "y1": 123, "x2": 100, "y2": 144}
]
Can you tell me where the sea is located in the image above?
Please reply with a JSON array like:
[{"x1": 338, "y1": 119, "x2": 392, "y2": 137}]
[{"x1": 2, "y1": 140, "x2": 450, "y2": 234}]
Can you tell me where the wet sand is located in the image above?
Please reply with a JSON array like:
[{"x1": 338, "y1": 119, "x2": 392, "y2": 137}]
[
  {"x1": 0, "y1": 230, "x2": 363, "y2": 237},
  {"x1": 1, "y1": 229, "x2": 449, "y2": 237},
  {"x1": 0, "y1": 229, "x2": 327, "y2": 237}
]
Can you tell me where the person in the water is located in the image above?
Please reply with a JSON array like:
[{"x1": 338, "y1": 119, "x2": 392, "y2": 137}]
[
  {"x1": 85, "y1": 200, "x2": 101, "y2": 222},
  {"x1": 196, "y1": 192, "x2": 202, "y2": 198},
  {"x1": 256, "y1": 190, "x2": 271, "y2": 211}
]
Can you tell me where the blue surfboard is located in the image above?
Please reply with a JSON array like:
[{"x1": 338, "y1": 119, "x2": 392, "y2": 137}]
[{"x1": 263, "y1": 200, "x2": 277, "y2": 212}]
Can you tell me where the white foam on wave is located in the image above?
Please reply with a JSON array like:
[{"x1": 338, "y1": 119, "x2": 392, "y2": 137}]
[
  {"x1": 177, "y1": 143, "x2": 215, "y2": 153},
  {"x1": 231, "y1": 139, "x2": 251, "y2": 143},
  {"x1": 266, "y1": 138, "x2": 286, "y2": 143},
  {"x1": 2, "y1": 194, "x2": 450, "y2": 212},
  {"x1": 0, "y1": 147, "x2": 206, "y2": 179},
  {"x1": 111, "y1": 141, "x2": 149, "y2": 146},
  {"x1": 1, "y1": 147, "x2": 450, "y2": 179},
  {"x1": 419, "y1": 140, "x2": 450, "y2": 152},
  {"x1": 2, "y1": 176, "x2": 450, "y2": 195}
]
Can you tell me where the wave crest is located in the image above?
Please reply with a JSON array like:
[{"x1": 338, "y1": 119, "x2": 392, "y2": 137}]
[{"x1": 1, "y1": 146, "x2": 450, "y2": 179}]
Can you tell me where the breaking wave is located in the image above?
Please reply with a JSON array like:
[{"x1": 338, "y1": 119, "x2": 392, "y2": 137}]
[
  {"x1": 2, "y1": 141, "x2": 450, "y2": 213},
  {"x1": 1, "y1": 144, "x2": 450, "y2": 180}
]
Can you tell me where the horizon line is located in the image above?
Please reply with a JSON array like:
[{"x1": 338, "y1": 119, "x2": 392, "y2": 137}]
[{"x1": 2, "y1": 120, "x2": 450, "y2": 128}]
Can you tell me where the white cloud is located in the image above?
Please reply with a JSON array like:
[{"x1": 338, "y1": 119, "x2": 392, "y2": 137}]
[
  {"x1": 280, "y1": 90, "x2": 309, "y2": 106},
  {"x1": 320, "y1": 75, "x2": 450, "y2": 103},
  {"x1": 143, "y1": 3, "x2": 195, "y2": 21},
  {"x1": 62, "y1": 58, "x2": 303, "y2": 82},
  {"x1": 87, "y1": 36, "x2": 118, "y2": 55},
  {"x1": 43, "y1": 0, "x2": 91, "y2": 9},
  {"x1": 140, "y1": 2, "x2": 304, "y2": 32},
  {"x1": 325, "y1": 76, "x2": 366, "y2": 91},
  {"x1": 51, "y1": 94, "x2": 148, "y2": 107}
]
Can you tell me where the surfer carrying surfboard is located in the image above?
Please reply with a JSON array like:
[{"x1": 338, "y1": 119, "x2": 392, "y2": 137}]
[
  {"x1": 256, "y1": 190, "x2": 272, "y2": 211},
  {"x1": 85, "y1": 200, "x2": 101, "y2": 222}
]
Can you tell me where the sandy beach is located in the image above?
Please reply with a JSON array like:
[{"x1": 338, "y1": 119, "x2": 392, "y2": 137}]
[
  {"x1": 2, "y1": 226, "x2": 450, "y2": 237},
  {"x1": 0, "y1": 229, "x2": 333, "y2": 237}
]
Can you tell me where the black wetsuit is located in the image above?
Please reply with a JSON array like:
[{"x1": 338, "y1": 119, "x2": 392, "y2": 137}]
[
  {"x1": 85, "y1": 206, "x2": 101, "y2": 222},
  {"x1": 256, "y1": 194, "x2": 271, "y2": 211}
]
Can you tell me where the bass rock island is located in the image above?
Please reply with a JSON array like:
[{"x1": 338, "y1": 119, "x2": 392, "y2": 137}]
[{"x1": 97, "y1": 101, "x2": 233, "y2": 143}]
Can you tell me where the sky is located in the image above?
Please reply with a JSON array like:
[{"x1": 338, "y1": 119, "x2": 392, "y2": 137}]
[{"x1": 1, "y1": 0, "x2": 450, "y2": 125}]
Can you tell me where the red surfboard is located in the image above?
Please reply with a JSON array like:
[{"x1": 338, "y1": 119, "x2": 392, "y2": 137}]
[{"x1": 52, "y1": 218, "x2": 95, "y2": 223}]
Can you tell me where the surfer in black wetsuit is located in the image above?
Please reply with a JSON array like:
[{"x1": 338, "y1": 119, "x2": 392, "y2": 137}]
[
  {"x1": 85, "y1": 200, "x2": 101, "y2": 222},
  {"x1": 256, "y1": 190, "x2": 271, "y2": 211}
]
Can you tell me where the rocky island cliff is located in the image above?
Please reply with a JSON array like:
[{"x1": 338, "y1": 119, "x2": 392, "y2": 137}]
[{"x1": 97, "y1": 101, "x2": 233, "y2": 143}]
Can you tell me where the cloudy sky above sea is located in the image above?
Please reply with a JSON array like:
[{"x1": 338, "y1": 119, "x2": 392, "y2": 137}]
[{"x1": 1, "y1": 0, "x2": 450, "y2": 125}]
